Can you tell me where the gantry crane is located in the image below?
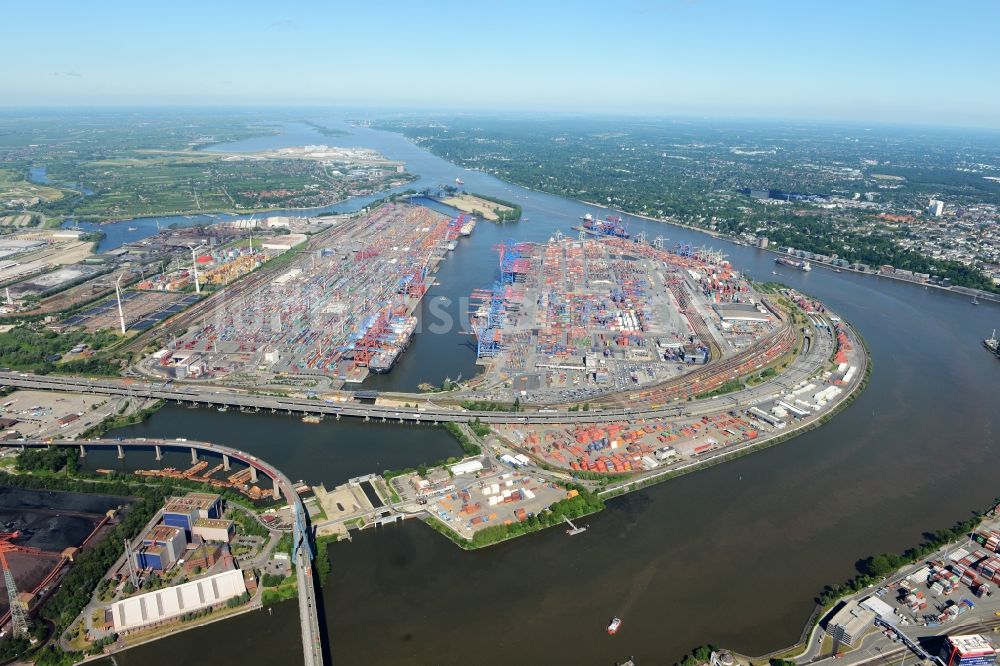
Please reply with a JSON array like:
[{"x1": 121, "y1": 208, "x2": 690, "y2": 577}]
[{"x1": 1, "y1": 531, "x2": 42, "y2": 637}]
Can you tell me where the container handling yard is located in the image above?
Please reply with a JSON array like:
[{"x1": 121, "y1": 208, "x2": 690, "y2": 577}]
[
  {"x1": 467, "y1": 232, "x2": 782, "y2": 403},
  {"x1": 141, "y1": 204, "x2": 474, "y2": 387}
]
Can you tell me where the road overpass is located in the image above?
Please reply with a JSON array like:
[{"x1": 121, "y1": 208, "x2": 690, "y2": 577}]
[
  {"x1": 0, "y1": 321, "x2": 835, "y2": 426},
  {"x1": 12, "y1": 438, "x2": 325, "y2": 666}
]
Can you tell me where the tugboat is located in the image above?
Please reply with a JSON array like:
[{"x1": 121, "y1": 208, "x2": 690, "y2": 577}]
[{"x1": 607, "y1": 617, "x2": 622, "y2": 635}]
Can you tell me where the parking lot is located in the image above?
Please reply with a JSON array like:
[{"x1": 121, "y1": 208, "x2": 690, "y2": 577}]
[{"x1": 0, "y1": 389, "x2": 112, "y2": 439}]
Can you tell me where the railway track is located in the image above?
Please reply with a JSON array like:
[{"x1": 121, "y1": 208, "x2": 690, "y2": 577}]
[{"x1": 119, "y1": 213, "x2": 367, "y2": 355}]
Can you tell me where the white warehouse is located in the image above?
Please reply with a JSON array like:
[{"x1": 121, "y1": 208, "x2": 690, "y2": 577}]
[{"x1": 111, "y1": 569, "x2": 247, "y2": 631}]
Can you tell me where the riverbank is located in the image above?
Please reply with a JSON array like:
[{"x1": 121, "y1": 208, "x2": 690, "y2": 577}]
[
  {"x1": 577, "y1": 199, "x2": 1000, "y2": 304},
  {"x1": 743, "y1": 493, "x2": 1000, "y2": 666},
  {"x1": 415, "y1": 312, "x2": 870, "y2": 552},
  {"x1": 79, "y1": 400, "x2": 165, "y2": 438},
  {"x1": 603, "y1": 318, "x2": 870, "y2": 499}
]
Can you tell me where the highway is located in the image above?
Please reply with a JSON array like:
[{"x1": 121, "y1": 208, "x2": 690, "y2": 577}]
[
  {"x1": 0, "y1": 318, "x2": 840, "y2": 427},
  {"x1": 12, "y1": 438, "x2": 326, "y2": 666}
]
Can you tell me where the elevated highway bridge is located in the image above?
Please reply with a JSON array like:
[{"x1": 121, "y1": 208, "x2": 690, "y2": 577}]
[{"x1": 0, "y1": 320, "x2": 829, "y2": 427}]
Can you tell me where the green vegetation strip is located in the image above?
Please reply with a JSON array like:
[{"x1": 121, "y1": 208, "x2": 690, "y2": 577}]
[
  {"x1": 442, "y1": 422, "x2": 483, "y2": 456},
  {"x1": 468, "y1": 191, "x2": 522, "y2": 221},
  {"x1": 0, "y1": 326, "x2": 127, "y2": 376}
]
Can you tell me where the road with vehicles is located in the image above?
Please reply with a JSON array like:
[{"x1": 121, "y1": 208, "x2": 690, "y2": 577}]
[
  {"x1": 12, "y1": 438, "x2": 325, "y2": 666},
  {"x1": 0, "y1": 315, "x2": 844, "y2": 427}
]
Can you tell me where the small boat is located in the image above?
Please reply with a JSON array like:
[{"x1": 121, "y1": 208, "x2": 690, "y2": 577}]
[
  {"x1": 455, "y1": 177, "x2": 465, "y2": 186},
  {"x1": 217, "y1": 406, "x2": 228, "y2": 412},
  {"x1": 984, "y1": 329, "x2": 998, "y2": 355},
  {"x1": 127, "y1": 226, "x2": 138, "y2": 232},
  {"x1": 833, "y1": 268, "x2": 842, "y2": 273},
  {"x1": 607, "y1": 617, "x2": 622, "y2": 635},
  {"x1": 971, "y1": 295, "x2": 979, "y2": 305},
  {"x1": 771, "y1": 270, "x2": 778, "y2": 275}
]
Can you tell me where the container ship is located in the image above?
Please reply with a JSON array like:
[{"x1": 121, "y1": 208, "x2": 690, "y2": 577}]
[
  {"x1": 581, "y1": 213, "x2": 629, "y2": 239},
  {"x1": 368, "y1": 316, "x2": 418, "y2": 373},
  {"x1": 775, "y1": 257, "x2": 812, "y2": 271},
  {"x1": 459, "y1": 217, "x2": 477, "y2": 236}
]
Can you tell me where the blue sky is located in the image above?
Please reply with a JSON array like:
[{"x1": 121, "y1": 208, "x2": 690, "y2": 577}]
[{"x1": 4, "y1": 0, "x2": 999, "y2": 127}]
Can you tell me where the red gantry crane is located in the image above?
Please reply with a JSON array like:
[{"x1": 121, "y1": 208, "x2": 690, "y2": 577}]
[{"x1": 0, "y1": 531, "x2": 42, "y2": 637}]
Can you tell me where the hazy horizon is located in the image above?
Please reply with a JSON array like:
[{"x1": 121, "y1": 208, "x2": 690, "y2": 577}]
[{"x1": 4, "y1": 0, "x2": 1000, "y2": 129}]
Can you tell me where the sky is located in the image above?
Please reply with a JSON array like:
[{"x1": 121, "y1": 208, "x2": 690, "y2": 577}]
[{"x1": 4, "y1": 0, "x2": 1000, "y2": 127}]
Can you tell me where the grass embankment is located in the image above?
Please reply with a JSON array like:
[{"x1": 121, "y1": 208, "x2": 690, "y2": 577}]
[
  {"x1": 384, "y1": 422, "x2": 485, "y2": 480},
  {"x1": 458, "y1": 399, "x2": 519, "y2": 411},
  {"x1": 79, "y1": 399, "x2": 165, "y2": 438},
  {"x1": 426, "y1": 485, "x2": 604, "y2": 549},
  {"x1": 260, "y1": 532, "x2": 338, "y2": 605}
]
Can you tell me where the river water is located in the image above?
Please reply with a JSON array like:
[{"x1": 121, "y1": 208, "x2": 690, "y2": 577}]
[{"x1": 91, "y1": 119, "x2": 1000, "y2": 665}]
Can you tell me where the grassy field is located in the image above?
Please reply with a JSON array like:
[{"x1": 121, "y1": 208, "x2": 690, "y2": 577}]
[
  {"x1": 0, "y1": 213, "x2": 37, "y2": 227},
  {"x1": 46, "y1": 153, "x2": 402, "y2": 220},
  {"x1": 0, "y1": 168, "x2": 65, "y2": 203}
]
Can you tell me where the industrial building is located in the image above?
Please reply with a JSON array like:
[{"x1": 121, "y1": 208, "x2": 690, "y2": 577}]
[
  {"x1": 135, "y1": 525, "x2": 187, "y2": 571},
  {"x1": 712, "y1": 302, "x2": 772, "y2": 323},
  {"x1": 110, "y1": 568, "x2": 248, "y2": 632},
  {"x1": 448, "y1": 459, "x2": 484, "y2": 476},
  {"x1": 162, "y1": 492, "x2": 223, "y2": 535},
  {"x1": 940, "y1": 635, "x2": 997, "y2": 666},
  {"x1": 192, "y1": 518, "x2": 235, "y2": 543},
  {"x1": 261, "y1": 234, "x2": 308, "y2": 251},
  {"x1": 825, "y1": 599, "x2": 874, "y2": 646}
]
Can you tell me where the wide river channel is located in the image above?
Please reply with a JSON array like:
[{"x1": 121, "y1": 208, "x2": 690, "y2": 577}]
[{"x1": 88, "y1": 118, "x2": 1000, "y2": 665}]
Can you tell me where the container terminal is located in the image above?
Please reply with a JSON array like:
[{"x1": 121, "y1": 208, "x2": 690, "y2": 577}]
[
  {"x1": 139, "y1": 204, "x2": 474, "y2": 387},
  {"x1": 465, "y1": 232, "x2": 782, "y2": 404}
]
